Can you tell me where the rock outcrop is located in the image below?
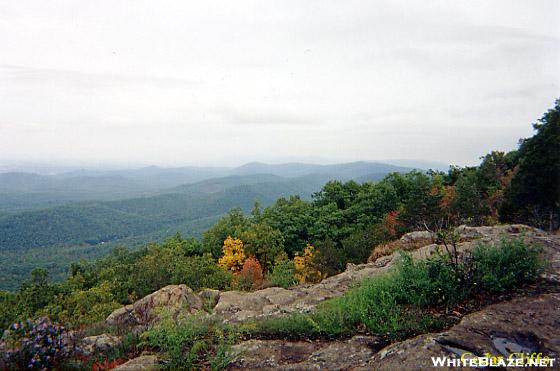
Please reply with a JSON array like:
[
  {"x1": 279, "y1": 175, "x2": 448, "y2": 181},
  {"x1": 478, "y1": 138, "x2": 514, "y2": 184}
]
[
  {"x1": 106, "y1": 224, "x2": 556, "y2": 327},
  {"x1": 227, "y1": 292, "x2": 560, "y2": 370},
  {"x1": 369, "y1": 292, "x2": 560, "y2": 370},
  {"x1": 113, "y1": 355, "x2": 160, "y2": 370},
  {"x1": 79, "y1": 333, "x2": 121, "y2": 355},
  {"x1": 224, "y1": 224, "x2": 560, "y2": 369},
  {"x1": 215, "y1": 224, "x2": 553, "y2": 323},
  {"x1": 229, "y1": 335, "x2": 384, "y2": 370},
  {"x1": 106, "y1": 284, "x2": 202, "y2": 328},
  {"x1": 105, "y1": 224, "x2": 560, "y2": 369}
]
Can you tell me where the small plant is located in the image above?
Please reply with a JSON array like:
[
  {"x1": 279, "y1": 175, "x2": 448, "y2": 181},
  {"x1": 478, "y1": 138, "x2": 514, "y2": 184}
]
[
  {"x1": 250, "y1": 238, "x2": 544, "y2": 342},
  {"x1": 0, "y1": 317, "x2": 72, "y2": 370}
]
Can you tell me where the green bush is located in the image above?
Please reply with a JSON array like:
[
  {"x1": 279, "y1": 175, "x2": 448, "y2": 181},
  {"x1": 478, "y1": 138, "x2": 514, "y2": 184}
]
[
  {"x1": 142, "y1": 314, "x2": 238, "y2": 370},
  {"x1": 251, "y1": 239, "x2": 544, "y2": 341},
  {"x1": 318, "y1": 274, "x2": 403, "y2": 336},
  {"x1": 472, "y1": 238, "x2": 543, "y2": 293},
  {"x1": 394, "y1": 253, "x2": 468, "y2": 308},
  {"x1": 265, "y1": 260, "x2": 297, "y2": 288},
  {"x1": 174, "y1": 254, "x2": 233, "y2": 291}
]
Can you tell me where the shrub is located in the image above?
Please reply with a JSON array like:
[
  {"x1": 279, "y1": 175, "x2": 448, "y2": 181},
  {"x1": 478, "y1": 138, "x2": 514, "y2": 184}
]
[
  {"x1": 342, "y1": 223, "x2": 389, "y2": 265},
  {"x1": 218, "y1": 237, "x2": 246, "y2": 274},
  {"x1": 175, "y1": 254, "x2": 233, "y2": 291},
  {"x1": 314, "y1": 274, "x2": 403, "y2": 336},
  {"x1": 240, "y1": 223, "x2": 285, "y2": 271},
  {"x1": 266, "y1": 259, "x2": 297, "y2": 288},
  {"x1": 394, "y1": 253, "x2": 468, "y2": 308},
  {"x1": 294, "y1": 244, "x2": 321, "y2": 284},
  {"x1": 142, "y1": 314, "x2": 238, "y2": 370},
  {"x1": 0, "y1": 317, "x2": 71, "y2": 370},
  {"x1": 239, "y1": 257, "x2": 264, "y2": 289},
  {"x1": 472, "y1": 238, "x2": 543, "y2": 293},
  {"x1": 54, "y1": 282, "x2": 121, "y2": 327},
  {"x1": 312, "y1": 239, "x2": 345, "y2": 278}
]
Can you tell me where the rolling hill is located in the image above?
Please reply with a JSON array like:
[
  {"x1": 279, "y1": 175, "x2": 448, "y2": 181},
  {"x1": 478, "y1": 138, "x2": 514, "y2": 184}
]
[
  {"x1": 0, "y1": 161, "x2": 414, "y2": 211},
  {"x1": 0, "y1": 161, "x2": 417, "y2": 289}
]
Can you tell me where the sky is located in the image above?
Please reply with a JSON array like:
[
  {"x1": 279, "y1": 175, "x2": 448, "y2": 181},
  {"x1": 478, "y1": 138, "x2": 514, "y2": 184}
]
[{"x1": 0, "y1": 0, "x2": 559, "y2": 168}]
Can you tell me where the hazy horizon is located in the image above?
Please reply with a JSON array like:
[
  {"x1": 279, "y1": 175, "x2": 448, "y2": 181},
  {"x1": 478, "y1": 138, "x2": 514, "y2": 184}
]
[
  {"x1": 0, "y1": 157, "x2": 450, "y2": 175},
  {"x1": 1, "y1": 1, "x2": 559, "y2": 168}
]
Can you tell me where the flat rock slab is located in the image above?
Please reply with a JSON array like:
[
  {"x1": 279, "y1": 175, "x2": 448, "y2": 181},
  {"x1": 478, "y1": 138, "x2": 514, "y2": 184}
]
[
  {"x1": 228, "y1": 293, "x2": 560, "y2": 370},
  {"x1": 368, "y1": 293, "x2": 560, "y2": 370},
  {"x1": 229, "y1": 336, "x2": 384, "y2": 370},
  {"x1": 113, "y1": 355, "x2": 160, "y2": 370}
]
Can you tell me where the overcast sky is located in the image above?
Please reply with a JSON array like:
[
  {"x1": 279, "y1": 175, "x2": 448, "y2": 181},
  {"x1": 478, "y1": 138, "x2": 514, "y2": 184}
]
[{"x1": 0, "y1": 0, "x2": 558, "y2": 168}]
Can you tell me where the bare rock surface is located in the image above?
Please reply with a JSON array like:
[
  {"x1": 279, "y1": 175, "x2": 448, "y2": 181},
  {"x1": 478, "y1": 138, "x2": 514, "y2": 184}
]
[
  {"x1": 229, "y1": 336, "x2": 384, "y2": 370},
  {"x1": 368, "y1": 293, "x2": 560, "y2": 370},
  {"x1": 227, "y1": 293, "x2": 560, "y2": 370},
  {"x1": 113, "y1": 354, "x2": 160, "y2": 370},
  {"x1": 106, "y1": 284, "x2": 202, "y2": 327},
  {"x1": 225, "y1": 225, "x2": 560, "y2": 369}
]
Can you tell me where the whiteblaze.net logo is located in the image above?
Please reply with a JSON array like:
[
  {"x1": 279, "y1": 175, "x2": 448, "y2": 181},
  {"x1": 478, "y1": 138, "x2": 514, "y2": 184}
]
[{"x1": 431, "y1": 353, "x2": 556, "y2": 368}]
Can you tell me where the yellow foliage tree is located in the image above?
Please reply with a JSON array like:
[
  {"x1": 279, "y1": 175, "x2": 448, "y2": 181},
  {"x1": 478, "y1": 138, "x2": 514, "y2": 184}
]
[
  {"x1": 218, "y1": 236, "x2": 246, "y2": 273},
  {"x1": 294, "y1": 244, "x2": 321, "y2": 283}
]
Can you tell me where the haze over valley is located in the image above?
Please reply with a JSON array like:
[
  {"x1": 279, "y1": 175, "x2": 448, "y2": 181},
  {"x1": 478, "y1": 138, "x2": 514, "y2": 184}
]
[{"x1": 0, "y1": 160, "x2": 423, "y2": 289}]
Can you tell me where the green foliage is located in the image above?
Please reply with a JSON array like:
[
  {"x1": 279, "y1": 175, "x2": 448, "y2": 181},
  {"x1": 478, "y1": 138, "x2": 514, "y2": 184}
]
[
  {"x1": 394, "y1": 253, "x2": 467, "y2": 308},
  {"x1": 0, "y1": 291, "x2": 17, "y2": 336},
  {"x1": 311, "y1": 239, "x2": 345, "y2": 278},
  {"x1": 240, "y1": 223, "x2": 285, "y2": 271},
  {"x1": 142, "y1": 314, "x2": 238, "y2": 370},
  {"x1": 15, "y1": 269, "x2": 58, "y2": 319},
  {"x1": 262, "y1": 196, "x2": 314, "y2": 256},
  {"x1": 397, "y1": 171, "x2": 444, "y2": 231},
  {"x1": 501, "y1": 99, "x2": 560, "y2": 230},
  {"x1": 203, "y1": 209, "x2": 249, "y2": 258},
  {"x1": 47, "y1": 282, "x2": 121, "y2": 327},
  {"x1": 472, "y1": 239, "x2": 543, "y2": 293},
  {"x1": 251, "y1": 238, "x2": 543, "y2": 340},
  {"x1": 341, "y1": 224, "x2": 389, "y2": 264},
  {"x1": 265, "y1": 259, "x2": 297, "y2": 288}
]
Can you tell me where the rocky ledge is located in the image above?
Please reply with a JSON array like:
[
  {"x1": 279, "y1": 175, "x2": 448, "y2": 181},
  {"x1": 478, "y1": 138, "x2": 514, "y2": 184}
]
[
  {"x1": 228, "y1": 292, "x2": 560, "y2": 370},
  {"x1": 103, "y1": 224, "x2": 560, "y2": 369}
]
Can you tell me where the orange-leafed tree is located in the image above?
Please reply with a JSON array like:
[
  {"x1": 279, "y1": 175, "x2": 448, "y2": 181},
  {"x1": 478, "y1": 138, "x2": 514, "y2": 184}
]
[
  {"x1": 218, "y1": 236, "x2": 246, "y2": 273},
  {"x1": 382, "y1": 210, "x2": 399, "y2": 239},
  {"x1": 239, "y1": 257, "x2": 264, "y2": 288}
]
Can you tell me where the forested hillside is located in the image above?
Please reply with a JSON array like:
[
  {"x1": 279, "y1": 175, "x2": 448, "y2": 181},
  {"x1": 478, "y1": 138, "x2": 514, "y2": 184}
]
[
  {"x1": 0, "y1": 161, "x2": 411, "y2": 211},
  {"x1": 0, "y1": 171, "x2": 395, "y2": 289}
]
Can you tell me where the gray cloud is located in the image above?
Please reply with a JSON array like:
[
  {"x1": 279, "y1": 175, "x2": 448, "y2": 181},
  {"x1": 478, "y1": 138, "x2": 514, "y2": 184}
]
[{"x1": 0, "y1": 0, "x2": 558, "y2": 167}]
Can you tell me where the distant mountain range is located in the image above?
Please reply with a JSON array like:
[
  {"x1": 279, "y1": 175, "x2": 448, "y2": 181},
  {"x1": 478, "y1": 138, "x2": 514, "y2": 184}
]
[
  {"x1": 0, "y1": 160, "x2": 445, "y2": 290},
  {"x1": 0, "y1": 161, "x2": 420, "y2": 211}
]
